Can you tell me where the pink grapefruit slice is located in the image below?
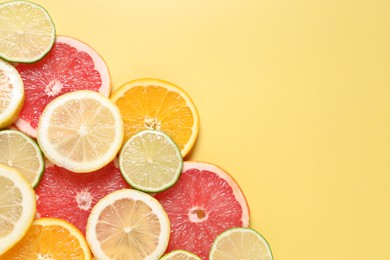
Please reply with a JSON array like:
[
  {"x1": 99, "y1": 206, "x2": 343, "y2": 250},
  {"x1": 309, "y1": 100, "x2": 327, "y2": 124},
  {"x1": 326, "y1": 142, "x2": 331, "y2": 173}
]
[
  {"x1": 154, "y1": 161, "x2": 250, "y2": 260},
  {"x1": 14, "y1": 35, "x2": 111, "y2": 138},
  {"x1": 35, "y1": 160, "x2": 130, "y2": 235}
]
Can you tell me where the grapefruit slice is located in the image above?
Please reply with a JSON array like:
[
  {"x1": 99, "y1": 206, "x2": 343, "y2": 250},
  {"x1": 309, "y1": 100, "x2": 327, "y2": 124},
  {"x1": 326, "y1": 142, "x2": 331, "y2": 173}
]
[
  {"x1": 161, "y1": 250, "x2": 202, "y2": 260},
  {"x1": 154, "y1": 161, "x2": 250, "y2": 260},
  {"x1": 35, "y1": 160, "x2": 130, "y2": 235},
  {"x1": 14, "y1": 35, "x2": 111, "y2": 138}
]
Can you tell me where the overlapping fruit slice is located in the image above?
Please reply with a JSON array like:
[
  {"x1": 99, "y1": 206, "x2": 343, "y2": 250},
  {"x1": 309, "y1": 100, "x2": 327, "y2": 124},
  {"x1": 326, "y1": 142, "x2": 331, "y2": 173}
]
[{"x1": 161, "y1": 250, "x2": 202, "y2": 260}]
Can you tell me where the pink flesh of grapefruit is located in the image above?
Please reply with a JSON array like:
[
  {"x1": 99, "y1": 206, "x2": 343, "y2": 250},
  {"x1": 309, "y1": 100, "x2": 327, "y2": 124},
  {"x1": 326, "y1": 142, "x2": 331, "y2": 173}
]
[
  {"x1": 154, "y1": 161, "x2": 250, "y2": 260},
  {"x1": 35, "y1": 160, "x2": 130, "y2": 235},
  {"x1": 14, "y1": 35, "x2": 110, "y2": 138}
]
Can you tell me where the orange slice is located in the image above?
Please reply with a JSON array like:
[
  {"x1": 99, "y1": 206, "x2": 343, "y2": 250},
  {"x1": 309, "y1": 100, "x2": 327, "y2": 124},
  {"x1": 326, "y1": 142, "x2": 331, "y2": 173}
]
[
  {"x1": 1, "y1": 218, "x2": 91, "y2": 259},
  {"x1": 110, "y1": 78, "x2": 199, "y2": 157}
]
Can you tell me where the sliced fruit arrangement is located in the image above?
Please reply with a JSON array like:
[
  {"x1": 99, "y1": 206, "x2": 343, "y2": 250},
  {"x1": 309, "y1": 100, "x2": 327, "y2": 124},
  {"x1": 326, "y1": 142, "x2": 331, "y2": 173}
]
[
  {"x1": 86, "y1": 189, "x2": 170, "y2": 260},
  {"x1": 15, "y1": 35, "x2": 111, "y2": 138},
  {"x1": 119, "y1": 129, "x2": 183, "y2": 193},
  {"x1": 154, "y1": 161, "x2": 250, "y2": 259},
  {"x1": 161, "y1": 249, "x2": 202, "y2": 260},
  {"x1": 1, "y1": 218, "x2": 92, "y2": 259},
  {"x1": 37, "y1": 90, "x2": 124, "y2": 173},
  {"x1": 0, "y1": 164, "x2": 36, "y2": 255},
  {"x1": 0, "y1": 129, "x2": 44, "y2": 187},
  {"x1": 110, "y1": 78, "x2": 199, "y2": 157},
  {"x1": 209, "y1": 227, "x2": 273, "y2": 260},
  {"x1": 0, "y1": 0, "x2": 55, "y2": 63},
  {"x1": 0, "y1": 58, "x2": 24, "y2": 129}
]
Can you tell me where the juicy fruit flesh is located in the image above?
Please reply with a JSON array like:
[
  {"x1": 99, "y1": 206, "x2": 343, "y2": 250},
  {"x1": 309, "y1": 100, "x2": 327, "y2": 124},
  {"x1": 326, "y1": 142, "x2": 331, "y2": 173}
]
[
  {"x1": 0, "y1": 69, "x2": 12, "y2": 114},
  {"x1": 0, "y1": 176, "x2": 22, "y2": 237}
]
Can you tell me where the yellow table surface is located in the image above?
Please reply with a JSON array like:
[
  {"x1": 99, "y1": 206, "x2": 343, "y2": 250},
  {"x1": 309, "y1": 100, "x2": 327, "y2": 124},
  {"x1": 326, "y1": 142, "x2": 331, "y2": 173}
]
[{"x1": 6, "y1": 0, "x2": 390, "y2": 259}]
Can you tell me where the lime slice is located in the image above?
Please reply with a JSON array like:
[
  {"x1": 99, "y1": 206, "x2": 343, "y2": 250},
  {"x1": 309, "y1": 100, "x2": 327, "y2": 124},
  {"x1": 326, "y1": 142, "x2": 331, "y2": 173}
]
[
  {"x1": 0, "y1": 0, "x2": 55, "y2": 63},
  {"x1": 119, "y1": 129, "x2": 183, "y2": 193},
  {"x1": 209, "y1": 227, "x2": 273, "y2": 260},
  {"x1": 0, "y1": 130, "x2": 44, "y2": 187},
  {"x1": 160, "y1": 250, "x2": 202, "y2": 260}
]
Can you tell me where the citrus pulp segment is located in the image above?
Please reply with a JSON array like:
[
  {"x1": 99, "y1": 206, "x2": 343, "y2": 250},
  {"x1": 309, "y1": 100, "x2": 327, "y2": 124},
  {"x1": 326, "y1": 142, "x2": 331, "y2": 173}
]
[
  {"x1": 110, "y1": 78, "x2": 199, "y2": 157},
  {"x1": 35, "y1": 161, "x2": 130, "y2": 235},
  {"x1": 0, "y1": 129, "x2": 44, "y2": 187},
  {"x1": 0, "y1": 164, "x2": 35, "y2": 255},
  {"x1": 37, "y1": 90, "x2": 124, "y2": 173},
  {"x1": 209, "y1": 227, "x2": 273, "y2": 260},
  {"x1": 0, "y1": 59, "x2": 24, "y2": 129},
  {"x1": 86, "y1": 189, "x2": 170, "y2": 260},
  {"x1": 119, "y1": 129, "x2": 183, "y2": 193},
  {"x1": 15, "y1": 35, "x2": 111, "y2": 138},
  {"x1": 161, "y1": 250, "x2": 202, "y2": 260},
  {"x1": 0, "y1": 0, "x2": 55, "y2": 63},
  {"x1": 154, "y1": 161, "x2": 250, "y2": 260},
  {"x1": 1, "y1": 218, "x2": 92, "y2": 259}
]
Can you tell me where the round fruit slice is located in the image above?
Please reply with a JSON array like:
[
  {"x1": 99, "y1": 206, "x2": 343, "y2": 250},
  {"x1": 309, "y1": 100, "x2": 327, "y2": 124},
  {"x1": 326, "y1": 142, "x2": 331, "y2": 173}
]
[
  {"x1": 0, "y1": 130, "x2": 44, "y2": 187},
  {"x1": 0, "y1": 59, "x2": 24, "y2": 129},
  {"x1": 0, "y1": 164, "x2": 35, "y2": 255},
  {"x1": 15, "y1": 35, "x2": 111, "y2": 138},
  {"x1": 161, "y1": 250, "x2": 202, "y2": 260},
  {"x1": 154, "y1": 161, "x2": 250, "y2": 260},
  {"x1": 119, "y1": 129, "x2": 183, "y2": 193},
  {"x1": 1, "y1": 218, "x2": 91, "y2": 259},
  {"x1": 86, "y1": 189, "x2": 170, "y2": 260},
  {"x1": 0, "y1": 1, "x2": 55, "y2": 63},
  {"x1": 37, "y1": 90, "x2": 123, "y2": 173},
  {"x1": 209, "y1": 227, "x2": 273, "y2": 260},
  {"x1": 110, "y1": 78, "x2": 199, "y2": 157},
  {"x1": 35, "y1": 160, "x2": 130, "y2": 235}
]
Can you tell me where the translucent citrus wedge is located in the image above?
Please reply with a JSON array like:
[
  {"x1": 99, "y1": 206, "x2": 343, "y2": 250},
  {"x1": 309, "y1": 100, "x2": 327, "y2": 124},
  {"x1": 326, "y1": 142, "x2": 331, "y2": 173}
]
[
  {"x1": 209, "y1": 227, "x2": 273, "y2": 260},
  {"x1": 110, "y1": 78, "x2": 199, "y2": 157},
  {"x1": 86, "y1": 189, "x2": 170, "y2": 260},
  {"x1": 0, "y1": 164, "x2": 35, "y2": 255},
  {"x1": 1, "y1": 218, "x2": 92, "y2": 259},
  {"x1": 0, "y1": 59, "x2": 24, "y2": 129},
  {"x1": 0, "y1": 130, "x2": 44, "y2": 187},
  {"x1": 119, "y1": 129, "x2": 183, "y2": 193},
  {"x1": 37, "y1": 90, "x2": 124, "y2": 173},
  {"x1": 0, "y1": 0, "x2": 55, "y2": 63},
  {"x1": 161, "y1": 250, "x2": 202, "y2": 260}
]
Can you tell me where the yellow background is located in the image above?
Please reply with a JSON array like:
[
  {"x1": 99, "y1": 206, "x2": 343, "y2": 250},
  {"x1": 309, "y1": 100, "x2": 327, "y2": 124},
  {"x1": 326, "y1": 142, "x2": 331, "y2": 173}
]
[{"x1": 7, "y1": 0, "x2": 390, "y2": 259}]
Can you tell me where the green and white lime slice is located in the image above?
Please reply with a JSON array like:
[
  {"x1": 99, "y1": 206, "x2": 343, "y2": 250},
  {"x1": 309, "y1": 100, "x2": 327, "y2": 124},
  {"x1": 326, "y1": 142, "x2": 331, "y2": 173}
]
[
  {"x1": 119, "y1": 129, "x2": 183, "y2": 193},
  {"x1": 160, "y1": 250, "x2": 202, "y2": 260},
  {"x1": 0, "y1": 0, "x2": 55, "y2": 63},
  {"x1": 209, "y1": 227, "x2": 273, "y2": 260},
  {"x1": 0, "y1": 130, "x2": 44, "y2": 187}
]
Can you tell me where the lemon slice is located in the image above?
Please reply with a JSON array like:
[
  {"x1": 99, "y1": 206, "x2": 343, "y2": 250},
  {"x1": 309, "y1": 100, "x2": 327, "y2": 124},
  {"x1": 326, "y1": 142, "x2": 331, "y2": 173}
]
[
  {"x1": 119, "y1": 129, "x2": 183, "y2": 193},
  {"x1": 0, "y1": 164, "x2": 36, "y2": 255},
  {"x1": 0, "y1": 0, "x2": 55, "y2": 63},
  {"x1": 209, "y1": 227, "x2": 273, "y2": 260},
  {"x1": 161, "y1": 250, "x2": 202, "y2": 260},
  {"x1": 0, "y1": 59, "x2": 24, "y2": 129},
  {"x1": 37, "y1": 90, "x2": 124, "y2": 173},
  {"x1": 86, "y1": 189, "x2": 170, "y2": 260},
  {"x1": 0, "y1": 130, "x2": 44, "y2": 187}
]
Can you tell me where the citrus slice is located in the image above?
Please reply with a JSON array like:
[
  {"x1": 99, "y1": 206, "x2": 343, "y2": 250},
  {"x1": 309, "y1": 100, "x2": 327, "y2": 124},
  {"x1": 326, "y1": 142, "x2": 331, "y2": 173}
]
[
  {"x1": 15, "y1": 35, "x2": 111, "y2": 138},
  {"x1": 0, "y1": 164, "x2": 35, "y2": 255},
  {"x1": 37, "y1": 90, "x2": 124, "y2": 173},
  {"x1": 0, "y1": 0, "x2": 55, "y2": 63},
  {"x1": 86, "y1": 189, "x2": 170, "y2": 260},
  {"x1": 0, "y1": 59, "x2": 24, "y2": 129},
  {"x1": 209, "y1": 227, "x2": 273, "y2": 260},
  {"x1": 161, "y1": 250, "x2": 202, "y2": 260},
  {"x1": 110, "y1": 78, "x2": 199, "y2": 157},
  {"x1": 0, "y1": 130, "x2": 44, "y2": 187},
  {"x1": 36, "y1": 160, "x2": 130, "y2": 235},
  {"x1": 154, "y1": 161, "x2": 250, "y2": 259},
  {"x1": 119, "y1": 129, "x2": 183, "y2": 193},
  {"x1": 1, "y1": 218, "x2": 92, "y2": 259}
]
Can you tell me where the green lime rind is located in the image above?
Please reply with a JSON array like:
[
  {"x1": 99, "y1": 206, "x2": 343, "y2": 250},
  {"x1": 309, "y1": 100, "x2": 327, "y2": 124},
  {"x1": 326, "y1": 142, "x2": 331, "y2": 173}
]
[
  {"x1": 160, "y1": 249, "x2": 202, "y2": 260},
  {"x1": 119, "y1": 129, "x2": 183, "y2": 193},
  {"x1": 0, "y1": 0, "x2": 56, "y2": 63},
  {"x1": 209, "y1": 227, "x2": 274, "y2": 260}
]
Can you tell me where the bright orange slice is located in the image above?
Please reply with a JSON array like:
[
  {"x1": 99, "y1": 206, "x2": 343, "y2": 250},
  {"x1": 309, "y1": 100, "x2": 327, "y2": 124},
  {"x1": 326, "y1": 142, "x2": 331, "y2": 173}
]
[{"x1": 110, "y1": 78, "x2": 199, "y2": 157}]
